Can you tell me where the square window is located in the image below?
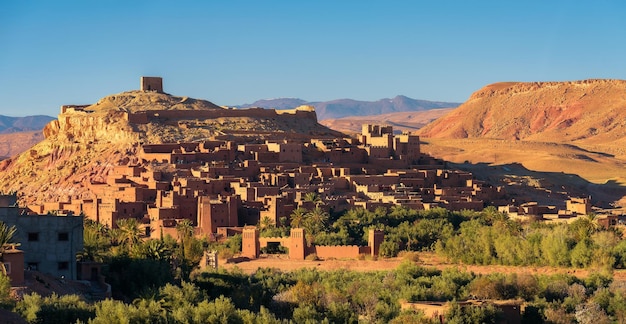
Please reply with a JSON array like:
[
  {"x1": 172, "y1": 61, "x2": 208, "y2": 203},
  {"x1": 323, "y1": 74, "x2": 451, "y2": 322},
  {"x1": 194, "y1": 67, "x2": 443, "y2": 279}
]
[
  {"x1": 27, "y1": 232, "x2": 39, "y2": 242},
  {"x1": 58, "y1": 262, "x2": 69, "y2": 270},
  {"x1": 27, "y1": 262, "x2": 38, "y2": 271},
  {"x1": 58, "y1": 232, "x2": 69, "y2": 241}
]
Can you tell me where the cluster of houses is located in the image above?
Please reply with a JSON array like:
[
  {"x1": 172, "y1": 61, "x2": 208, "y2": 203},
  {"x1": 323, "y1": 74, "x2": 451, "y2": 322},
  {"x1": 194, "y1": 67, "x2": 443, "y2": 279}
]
[
  {"x1": 23, "y1": 124, "x2": 510, "y2": 241},
  {"x1": 0, "y1": 78, "x2": 619, "y2": 285}
]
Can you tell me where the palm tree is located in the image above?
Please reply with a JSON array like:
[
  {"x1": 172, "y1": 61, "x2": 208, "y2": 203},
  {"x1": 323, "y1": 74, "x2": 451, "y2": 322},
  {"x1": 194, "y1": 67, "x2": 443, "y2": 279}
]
[
  {"x1": 571, "y1": 213, "x2": 599, "y2": 240},
  {"x1": 116, "y1": 218, "x2": 142, "y2": 249},
  {"x1": 0, "y1": 221, "x2": 17, "y2": 275},
  {"x1": 174, "y1": 219, "x2": 196, "y2": 280},
  {"x1": 259, "y1": 216, "x2": 274, "y2": 230},
  {"x1": 290, "y1": 207, "x2": 308, "y2": 229},
  {"x1": 142, "y1": 239, "x2": 171, "y2": 262},
  {"x1": 303, "y1": 192, "x2": 324, "y2": 207},
  {"x1": 304, "y1": 207, "x2": 330, "y2": 236},
  {"x1": 175, "y1": 219, "x2": 194, "y2": 240}
]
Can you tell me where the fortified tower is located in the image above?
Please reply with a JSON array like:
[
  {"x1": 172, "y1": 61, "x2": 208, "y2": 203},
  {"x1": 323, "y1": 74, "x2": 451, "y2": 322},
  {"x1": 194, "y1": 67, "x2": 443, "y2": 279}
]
[
  {"x1": 140, "y1": 76, "x2": 163, "y2": 93},
  {"x1": 241, "y1": 227, "x2": 260, "y2": 259},
  {"x1": 368, "y1": 229, "x2": 384, "y2": 257},
  {"x1": 289, "y1": 227, "x2": 307, "y2": 260}
]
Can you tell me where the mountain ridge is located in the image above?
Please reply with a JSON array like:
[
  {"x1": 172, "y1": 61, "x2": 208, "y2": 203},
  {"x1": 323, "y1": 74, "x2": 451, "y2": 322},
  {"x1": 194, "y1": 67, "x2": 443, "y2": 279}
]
[
  {"x1": 0, "y1": 115, "x2": 55, "y2": 133},
  {"x1": 239, "y1": 95, "x2": 460, "y2": 120},
  {"x1": 418, "y1": 79, "x2": 626, "y2": 145},
  {"x1": 415, "y1": 79, "x2": 626, "y2": 206}
]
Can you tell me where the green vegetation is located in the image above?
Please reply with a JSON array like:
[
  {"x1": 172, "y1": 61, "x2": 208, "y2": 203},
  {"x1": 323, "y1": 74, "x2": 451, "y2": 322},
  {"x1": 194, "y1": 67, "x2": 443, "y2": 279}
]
[
  {"x1": 6, "y1": 264, "x2": 626, "y2": 323},
  {"x1": 4, "y1": 206, "x2": 626, "y2": 322},
  {"x1": 263, "y1": 205, "x2": 624, "y2": 269}
]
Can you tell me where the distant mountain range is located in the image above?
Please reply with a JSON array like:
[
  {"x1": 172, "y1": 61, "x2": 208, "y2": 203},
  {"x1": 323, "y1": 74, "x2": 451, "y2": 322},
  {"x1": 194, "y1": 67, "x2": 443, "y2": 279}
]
[
  {"x1": 0, "y1": 115, "x2": 55, "y2": 134},
  {"x1": 238, "y1": 95, "x2": 461, "y2": 120}
]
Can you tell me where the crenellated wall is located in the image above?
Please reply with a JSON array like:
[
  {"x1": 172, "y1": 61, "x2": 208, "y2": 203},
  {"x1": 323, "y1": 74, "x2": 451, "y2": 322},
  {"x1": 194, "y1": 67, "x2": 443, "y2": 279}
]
[{"x1": 125, "y1": 107, "x2": 318, "y2": 125}]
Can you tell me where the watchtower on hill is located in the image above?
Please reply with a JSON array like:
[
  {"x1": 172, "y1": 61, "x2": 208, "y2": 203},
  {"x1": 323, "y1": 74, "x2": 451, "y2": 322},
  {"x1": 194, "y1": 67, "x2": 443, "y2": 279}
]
[{"x1": 141, "y1": 76, "x2": 163, "y2": 93}]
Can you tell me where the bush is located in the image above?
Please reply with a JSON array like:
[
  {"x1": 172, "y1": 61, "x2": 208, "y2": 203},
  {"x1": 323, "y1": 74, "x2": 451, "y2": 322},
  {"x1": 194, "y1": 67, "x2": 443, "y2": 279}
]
[
  {"x1": 380, "y1": 241, "x2": 400, "y2": 258},
  {"x1": 398, "y1": 251, "x2": 420, "y2": 262},
  {"x1": 15, "y1": 293, "x2": 94, "y2": 324}
]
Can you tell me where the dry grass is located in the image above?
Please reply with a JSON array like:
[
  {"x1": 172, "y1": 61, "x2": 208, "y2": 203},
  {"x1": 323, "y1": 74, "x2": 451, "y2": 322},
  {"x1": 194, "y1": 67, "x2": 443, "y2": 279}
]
[
  {"x1": 221, "y1": 252, "x2": 626, "y2": 282},
  {"x1": 420, "y1": 138, "x2": 626, "y2": 207}
]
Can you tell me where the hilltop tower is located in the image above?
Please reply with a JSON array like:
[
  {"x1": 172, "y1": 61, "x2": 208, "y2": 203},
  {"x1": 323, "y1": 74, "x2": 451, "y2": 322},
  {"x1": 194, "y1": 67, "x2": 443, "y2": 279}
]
[{"x1": 141, "y1": 76, "x2": 163, "y2": 93}]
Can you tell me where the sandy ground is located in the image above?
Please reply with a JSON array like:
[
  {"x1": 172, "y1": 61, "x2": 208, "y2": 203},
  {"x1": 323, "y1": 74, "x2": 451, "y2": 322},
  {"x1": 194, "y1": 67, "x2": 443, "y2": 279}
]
[{"x1": 222, "y1": 252, "x2": 626, "y2": 281}]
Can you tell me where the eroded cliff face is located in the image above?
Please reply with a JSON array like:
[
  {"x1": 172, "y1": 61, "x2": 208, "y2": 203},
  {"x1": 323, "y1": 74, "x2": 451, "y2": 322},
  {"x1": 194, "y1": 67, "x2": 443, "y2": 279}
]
[
  {"x1": 0, "y1": 91, "x2": 342, "y2": 205},
  {"x1": 43, "y1": 110, "x2": 138, "y2": 143},
  {"x1": 418, "y1": 79, "x2": 626, "y2": 143}
]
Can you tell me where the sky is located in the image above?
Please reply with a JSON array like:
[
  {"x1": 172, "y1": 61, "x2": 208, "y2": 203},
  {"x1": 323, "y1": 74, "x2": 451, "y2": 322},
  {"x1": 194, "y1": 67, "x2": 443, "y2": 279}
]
[{"x1": 1, "y1": 1, "x2": 625, "y2": 116}]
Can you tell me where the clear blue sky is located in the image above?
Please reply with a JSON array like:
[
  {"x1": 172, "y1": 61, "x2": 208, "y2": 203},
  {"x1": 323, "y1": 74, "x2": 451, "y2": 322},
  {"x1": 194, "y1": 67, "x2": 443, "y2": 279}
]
[{"x1": 1, "y1": 1, "x2": 625, "y2": 116}]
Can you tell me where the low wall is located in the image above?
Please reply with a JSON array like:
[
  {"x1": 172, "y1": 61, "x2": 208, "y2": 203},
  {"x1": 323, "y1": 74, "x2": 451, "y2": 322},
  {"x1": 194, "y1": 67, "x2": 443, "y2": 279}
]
[
  {"x1": 259, "y1": 237, "x2": 290, "y2": 248},
  {"x1": 313, "y1": 245, "x2": 361, "y2": 259},
  {"x1": 127, "y1": 108, "x2": 317, "y2": 125}
]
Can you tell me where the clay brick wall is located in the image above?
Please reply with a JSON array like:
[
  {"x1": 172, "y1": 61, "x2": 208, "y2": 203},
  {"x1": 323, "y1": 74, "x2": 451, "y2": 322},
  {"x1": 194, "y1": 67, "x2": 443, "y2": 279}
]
[
  {"x1": 266, "y1": 143, "x2": 303, "y2": 163},
  {"x1": 198, "y1": 196, "x2": 237, "y2": 234},
  {"x1": 116, "y1": 201, "x2": 146, "y2": 220},
  {"x1": 566, "y1": 197, "x2": 591, "y2": 215},
  {"x1": 366, "y1": 146, "x2": 392, "y2": 159},
  {"x1": 259, "y1": 237, "x2": 290, "y2": 249},
  {"x1": 126, "y1": 107, "x2": 318, "y2": 126},
  {"x1": 289, "y1": 228, "x2": 306, "y2": 260},
  {"x1": 140, "y1": 77, "x2": 163, "y2": 92},
  {"x1": 348, "y1": 175, "x2": 400, "y2": 187},
  {"x1": 148, "y1": 207, "x2": 179, "y2": 221},
  {"x1": 241, "y1": 227, "x2": 260, "y2": 259},
  {"x1": 368, "y1": 229, "x2": 384, "y2": 256},
  {"x1": 313, "y1": 245, "x2": 361, "y2": 259},
  {"x1": 3, "y1": 248, "x2": 24, "y2": 285},
  {"x1": 446, "y1": 200, "x2": 484, "y2": 211}
]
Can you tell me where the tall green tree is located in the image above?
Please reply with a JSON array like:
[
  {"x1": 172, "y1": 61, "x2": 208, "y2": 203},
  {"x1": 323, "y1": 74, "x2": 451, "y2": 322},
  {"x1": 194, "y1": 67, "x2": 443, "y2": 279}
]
[
  {"x1": 0, "y1": 221, "x2": 17, "y2": 275},
  {"x1": 116, "y1": 218, "x2": 142, "y2": 249},
  {"x1": 290, "y1": 207, "x2": 308, "y2": 229}
]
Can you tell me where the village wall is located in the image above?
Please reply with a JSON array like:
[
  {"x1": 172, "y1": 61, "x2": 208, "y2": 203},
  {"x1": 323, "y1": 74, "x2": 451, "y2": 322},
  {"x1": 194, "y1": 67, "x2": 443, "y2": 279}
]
[
  {"x1": 313, "y1": 245, "x2": 361, "y2": 259},
  {"x1": 125, "y1": 107, "x2": 317, "y2": 125}
]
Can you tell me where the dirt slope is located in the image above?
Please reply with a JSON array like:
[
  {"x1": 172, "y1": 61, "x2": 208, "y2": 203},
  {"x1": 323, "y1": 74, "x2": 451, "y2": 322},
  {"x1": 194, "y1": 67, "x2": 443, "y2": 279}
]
[
  {"x1": 415, "y1": 79, "x2": 626, "y2": 207},
  {"x1": 0, "y1": 131, "x2": 44, "y2": 160},
  {"x1": 418, "y1": 79, "x2": 626, "y2": 144}
]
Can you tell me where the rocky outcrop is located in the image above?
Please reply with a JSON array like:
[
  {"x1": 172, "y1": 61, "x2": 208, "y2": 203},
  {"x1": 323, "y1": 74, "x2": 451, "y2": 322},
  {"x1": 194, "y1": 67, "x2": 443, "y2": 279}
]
[
  {"x1": 44, "y1": 110, "x2": 138, "y2": 144},
  {"x1": 418, "y1": 79, "x2": 626, "y2": 144},
  {"x1": 0, "y1": 91, "x2": 343, "y2": 205}
]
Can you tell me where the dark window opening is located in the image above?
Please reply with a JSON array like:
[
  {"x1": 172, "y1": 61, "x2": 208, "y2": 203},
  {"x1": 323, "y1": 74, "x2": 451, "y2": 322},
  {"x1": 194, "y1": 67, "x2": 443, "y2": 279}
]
[
  {"x1": 27, "y1": 262, "x2": 38, "y2": 271},
  {"x1": 28, "y1": 232, "x2": 39, "y2": 242},
  {"x1": 58, "y1": 262, "x2": 69, "y2": 270},
  {"x1": 58, "y1": 232, "x2": 69, "y2": 241}
]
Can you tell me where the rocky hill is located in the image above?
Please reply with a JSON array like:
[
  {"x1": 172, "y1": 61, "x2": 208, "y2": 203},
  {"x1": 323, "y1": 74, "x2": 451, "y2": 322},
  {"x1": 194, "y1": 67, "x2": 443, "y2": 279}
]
[
  {"x1": 0, "y1": 91, "x2": 343, "y2": 204},
  {"x1": 242, "y1": 95, "x2": 460, "y2": 120},
  {"x1": 0, "y1": 115, "x2": 55, "y2": 160},
  {"x1": 418, "y1": 79, "x2": 626, "y2": 145},
  {"x1": 416, "y1": 79, "x2": 626, "y2": 207},
  {"x1": 0, "y1": 131, "x2": 44, "y2": 160}
]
